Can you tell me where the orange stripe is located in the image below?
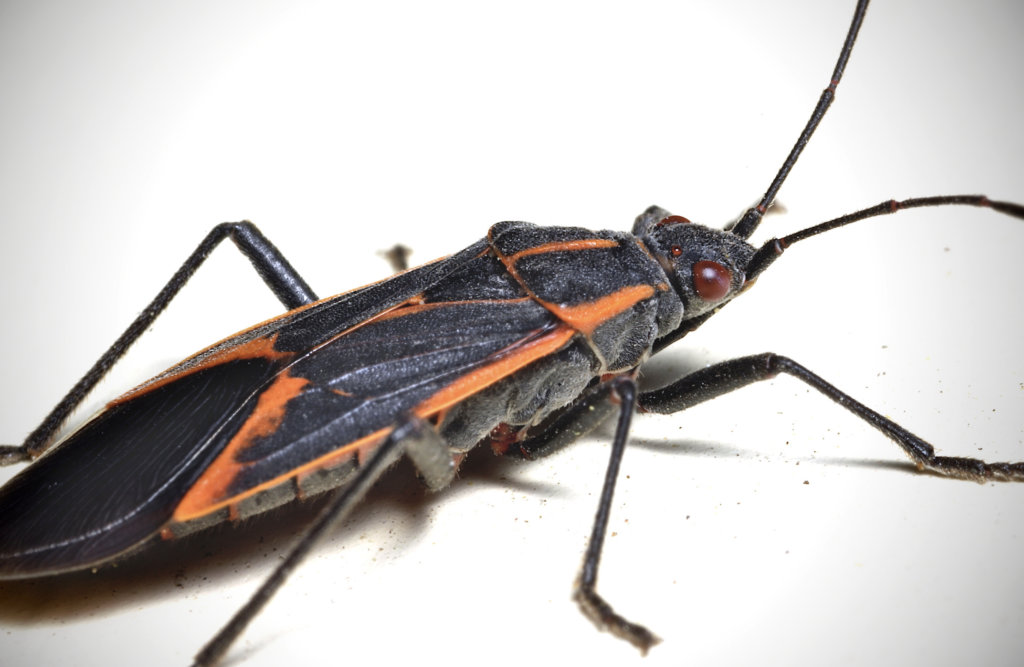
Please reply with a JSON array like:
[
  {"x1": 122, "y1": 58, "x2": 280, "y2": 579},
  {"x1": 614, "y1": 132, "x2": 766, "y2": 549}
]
[
  {"x1": 414, "y1": 325, "x2": 576, "y2": 416},
  {"x1": 509, "y1": 238, "x2": 618, "y2": 262},
  {"x1": 112, "y1": 333, "x2": 294, "y2": 406},
  {"x1": 173, "y1": 369, "x2": 310, "y2": 520},
  {"x1": 548, "y1": 284, "x2": 655, "y2": 335},
  {"x1": 368, "y1": 297, "x2": 534, "y2": 324},
  {"x1": 173, "y1": 428, "x2": 389, "y2": 522}
]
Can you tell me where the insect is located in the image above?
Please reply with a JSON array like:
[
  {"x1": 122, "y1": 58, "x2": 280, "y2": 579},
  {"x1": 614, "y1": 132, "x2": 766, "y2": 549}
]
[{"x1": 2, "y1": 1, "x2": 1024, "y2": 667}]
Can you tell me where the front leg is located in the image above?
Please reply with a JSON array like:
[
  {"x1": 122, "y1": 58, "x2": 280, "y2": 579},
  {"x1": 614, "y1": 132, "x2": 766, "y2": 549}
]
[{"x1": 639, "y1": 353, "x2": 1024, "y2": 482}]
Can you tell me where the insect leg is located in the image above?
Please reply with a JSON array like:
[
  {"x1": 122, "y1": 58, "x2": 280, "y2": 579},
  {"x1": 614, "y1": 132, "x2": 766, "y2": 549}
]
[
  {"x1": 191, "y1": 414, "x2": 454, "y2": 667},
  {"x1": 572, "y1": 376, "x2": 662, "y2": 653},
  {"x1": 639, "y1": 353, "x2": 1024, "y2": 482},
  {"x1": 1, "y1": 222, "x2": 316, "y2": 466},
  {"x1": 379, "y1": 243, "x2": 413, "y2": 272}
]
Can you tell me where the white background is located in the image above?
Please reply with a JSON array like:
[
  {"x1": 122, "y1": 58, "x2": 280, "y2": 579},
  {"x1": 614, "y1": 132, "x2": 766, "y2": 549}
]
[{"x1": 1, "y1": 1, "x2": 1022, "y2": 666}]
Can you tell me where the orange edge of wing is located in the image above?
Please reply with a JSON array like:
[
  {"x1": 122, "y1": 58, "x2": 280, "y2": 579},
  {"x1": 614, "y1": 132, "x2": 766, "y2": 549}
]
[
  {"x1": 170, "y1": 324, "x2": 576, "y2": 523},
  {"x1": 110, "y1": 247, "x2": 482, "y2": 407}
]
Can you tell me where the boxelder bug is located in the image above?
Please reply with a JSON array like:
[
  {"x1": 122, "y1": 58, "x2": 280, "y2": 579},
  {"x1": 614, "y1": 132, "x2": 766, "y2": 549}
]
[{"x1": 2, "y1": 1, "x2": 1024, "y2": 667}]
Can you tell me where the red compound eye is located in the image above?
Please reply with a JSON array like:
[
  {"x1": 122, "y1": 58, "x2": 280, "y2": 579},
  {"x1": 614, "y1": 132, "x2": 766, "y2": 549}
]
[
  {"x1": 656, "y1": 215, "x2": 691, "y2": 227},
  {"x1": 692, "y1": 260, "x2": 732, "y2": 301}
]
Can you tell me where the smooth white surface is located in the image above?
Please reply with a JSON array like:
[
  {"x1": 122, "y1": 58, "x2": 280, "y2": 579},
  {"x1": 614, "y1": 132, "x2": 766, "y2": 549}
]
[{"x1": 1, "y1": 1, "x2": 1022, "y2": 666}]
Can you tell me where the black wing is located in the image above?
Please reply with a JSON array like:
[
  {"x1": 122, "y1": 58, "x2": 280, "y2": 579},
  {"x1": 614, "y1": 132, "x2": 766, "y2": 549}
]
[{"x1": 0, "y1": 239, "x2": 508, "y2": 577}]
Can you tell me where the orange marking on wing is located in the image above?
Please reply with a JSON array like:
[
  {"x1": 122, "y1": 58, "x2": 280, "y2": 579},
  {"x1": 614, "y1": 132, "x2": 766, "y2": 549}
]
[
  {"x1": 172, "y1": 369, "x2": 310, "y2": 520},
  {"x1": 172, "y1": 325, "x2": 577, "y2": 522},
  {"x1": 548, "y1": 284, "x2": 655, "y2": 335},
  {"x1": 367, "y1": 297, "x2": 535, "y2": 324},
  {"x1": 508, "y1": 238, "x2": 619, "y2": 262},
  {"x1": 173, "y1": 427, "x2": 391, "y2": 521},
  {"x1": 113, "y1": 333, "x2": 295, "y2": 405},
  {"x1": 415, "y1": 325, "x2": 576, "y2": 416}
]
